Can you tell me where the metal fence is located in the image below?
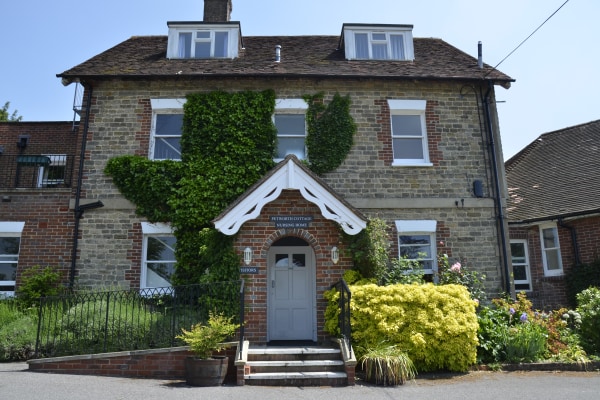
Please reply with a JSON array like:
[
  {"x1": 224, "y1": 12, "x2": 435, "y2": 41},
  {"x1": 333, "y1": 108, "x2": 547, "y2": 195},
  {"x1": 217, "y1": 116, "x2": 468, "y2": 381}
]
[{"x1": 34, "y1": 281, "x2": 244, "y2": 359}]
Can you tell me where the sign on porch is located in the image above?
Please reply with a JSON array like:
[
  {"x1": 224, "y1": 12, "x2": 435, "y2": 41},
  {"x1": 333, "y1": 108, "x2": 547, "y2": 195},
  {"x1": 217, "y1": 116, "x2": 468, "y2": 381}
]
[{"x1": 270, "y1": 215, "x2": 314, "y2": 228}]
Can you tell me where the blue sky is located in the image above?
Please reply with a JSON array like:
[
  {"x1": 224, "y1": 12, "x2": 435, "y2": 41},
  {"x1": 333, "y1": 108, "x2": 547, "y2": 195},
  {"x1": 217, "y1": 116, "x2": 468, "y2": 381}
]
[{"x1": 1, "y1": 0, "x2": 597, "y2": 159}]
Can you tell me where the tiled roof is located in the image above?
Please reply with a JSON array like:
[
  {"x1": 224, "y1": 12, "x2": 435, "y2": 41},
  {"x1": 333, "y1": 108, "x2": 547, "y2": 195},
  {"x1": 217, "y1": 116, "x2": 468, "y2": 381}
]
[
  {"x1": 58, "y1": 35, "x2": 512, "y2": 84},
  {"x1": 505, "y1": 120, "x2": 600, "y2": 223}
]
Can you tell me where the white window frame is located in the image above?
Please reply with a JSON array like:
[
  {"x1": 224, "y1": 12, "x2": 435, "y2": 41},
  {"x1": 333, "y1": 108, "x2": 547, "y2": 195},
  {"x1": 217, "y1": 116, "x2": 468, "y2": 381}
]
[
  {"x1": 539, "y1": 223, "x2": 563, "y2": 276},
  {"x1": 0, "y1": 222, "x2": 24, "y2": 297},
  {"x1": 37, "y1": 154, "x2": 67, "y2": 188},
  {"x1": 150, "y1": 99, "x2": 186, "y2": 161},
  {"x1": 141, "y1": 222, "x2": 176, "y2": 289},
  {"x1": 395, "y1": 220, "x2": 437, "y2": 276},
  {"x1": 343, "y1": 25, "x2": 414, "y2": 61},
  {"x1": 274, "y1": 99, "x2": 308, "y2": 162},
  {"x1": 510, "y1": 239, "x2": 532, "y2": 291},
  {"x1": 388, "y1": 99, "x2": 431, "y2": 167},
  {"x1": 167, "y1": 23, "x2": 240, "y2": 59}
]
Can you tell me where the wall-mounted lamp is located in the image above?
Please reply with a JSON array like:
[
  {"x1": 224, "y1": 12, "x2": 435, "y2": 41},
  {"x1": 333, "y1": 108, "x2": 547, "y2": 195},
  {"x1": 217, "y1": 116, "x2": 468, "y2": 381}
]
[
  {"x1": 17, "y1": 135, "x2": 29, "y2": 149},
  {"x1": 331, "y1": 246, "x2": 339, "y2": 264},
  {"x1": 244, "y1": 247, "x2": 253, "y2": 265}
]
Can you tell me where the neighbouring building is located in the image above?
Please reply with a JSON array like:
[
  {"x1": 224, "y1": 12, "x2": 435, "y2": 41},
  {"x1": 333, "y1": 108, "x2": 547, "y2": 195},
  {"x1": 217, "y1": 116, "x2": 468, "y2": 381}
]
[
  {"x1": 2, "y1": 0, "x2": 514, "y2": 346},
  {"x1": 506, "y1": 119, "x2": 600, "y2": 310}
]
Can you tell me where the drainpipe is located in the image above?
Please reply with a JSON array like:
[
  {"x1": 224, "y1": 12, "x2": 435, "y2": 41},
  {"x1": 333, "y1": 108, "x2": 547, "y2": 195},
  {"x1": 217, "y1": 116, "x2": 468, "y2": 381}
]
[
  {"x1": 69, "y1": 81, "x2": 94, "y2": 290},
  {"x1": 558, "y1": 218, "x2": 581, "y2": 266},
  {"x1": 482, "y1": 80, "x2": 512, "y2": 294}
]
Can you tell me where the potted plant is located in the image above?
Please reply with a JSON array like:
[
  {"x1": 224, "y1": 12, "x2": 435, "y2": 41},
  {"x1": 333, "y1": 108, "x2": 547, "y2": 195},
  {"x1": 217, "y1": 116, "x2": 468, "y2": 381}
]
[
  {"x1": 177, "y1": 311, "x2": 239, "y2": 386},
  {"x1": 359, "y1": 344, "x2": 417, "y2": 386}
]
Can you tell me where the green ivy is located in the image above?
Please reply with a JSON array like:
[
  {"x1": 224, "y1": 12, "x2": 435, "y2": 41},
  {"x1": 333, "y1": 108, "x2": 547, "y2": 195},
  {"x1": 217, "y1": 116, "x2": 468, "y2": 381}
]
[
  {"x1": 105, "y1": 89, "x2": 356, "y2": 285},
  {"x1": 342, "y1": 217, "x2": 390, "y2": 282},
  {"x1": 304, "y1": 93, "x2": 356, "y2": 175}
]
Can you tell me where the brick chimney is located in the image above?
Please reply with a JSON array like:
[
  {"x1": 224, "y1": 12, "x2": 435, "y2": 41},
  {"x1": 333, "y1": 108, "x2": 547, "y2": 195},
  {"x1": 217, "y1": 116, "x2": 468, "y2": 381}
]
[{"x1": 203, "y1": 0, "x2": 232, "y2": 22}]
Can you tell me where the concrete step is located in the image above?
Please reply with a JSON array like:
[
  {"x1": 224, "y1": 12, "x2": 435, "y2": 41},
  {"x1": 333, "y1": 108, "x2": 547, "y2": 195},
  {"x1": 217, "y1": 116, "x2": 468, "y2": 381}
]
[
  {"x1": 244, "y1": 345, "x2": 347, "y2": 386},
  {"x1": 244, "y1": 371, "x2": 348, "y2": 386}
]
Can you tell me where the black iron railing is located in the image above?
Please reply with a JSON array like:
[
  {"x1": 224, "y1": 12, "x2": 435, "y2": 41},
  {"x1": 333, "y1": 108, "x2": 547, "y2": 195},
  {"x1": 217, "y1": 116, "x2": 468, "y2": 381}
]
[
  {"x1": 332, "y1": 279, "x2": 352, "y2": 356},
  {"x1": 34, "y1": 281, "x2": 244, "y2": 359},
  {"x1": 0, "y1": 154, "x2": 75, "y2": 189}
]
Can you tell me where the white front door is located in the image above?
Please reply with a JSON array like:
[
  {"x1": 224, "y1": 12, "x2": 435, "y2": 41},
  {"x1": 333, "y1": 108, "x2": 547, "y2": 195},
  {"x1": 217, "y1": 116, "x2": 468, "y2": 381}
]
[{"x1": 268, "y1": 245, "x2": 316, "y2": 341}]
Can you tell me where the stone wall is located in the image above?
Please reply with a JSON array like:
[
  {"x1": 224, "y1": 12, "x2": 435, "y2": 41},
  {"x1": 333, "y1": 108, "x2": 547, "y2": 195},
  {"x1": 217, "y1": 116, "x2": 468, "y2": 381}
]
[{"x1": 72, "y1": 76, "x2": 506, "y2": 295}]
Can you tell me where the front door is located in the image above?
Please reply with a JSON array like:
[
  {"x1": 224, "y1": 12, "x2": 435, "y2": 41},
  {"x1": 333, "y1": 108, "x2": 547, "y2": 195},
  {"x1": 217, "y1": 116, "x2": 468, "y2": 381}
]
[{"x1": 267, "y1": 244, "x2": 316, "y2": 341}]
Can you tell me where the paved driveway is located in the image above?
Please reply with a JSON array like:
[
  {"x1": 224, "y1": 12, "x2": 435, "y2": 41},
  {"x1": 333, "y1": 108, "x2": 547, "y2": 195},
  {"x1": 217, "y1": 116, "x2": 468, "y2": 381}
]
[{"x1": 2, "y1": 362, "x2": 599, "y2": 400}]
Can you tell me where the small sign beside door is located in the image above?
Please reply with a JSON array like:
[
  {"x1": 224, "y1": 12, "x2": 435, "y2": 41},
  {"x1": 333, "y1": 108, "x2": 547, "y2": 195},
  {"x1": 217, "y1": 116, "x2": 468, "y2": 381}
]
[
  {"x1": 270, "y1": 215, "x2": 314, "y2": 228},
  {"x1": 240, "y1": 266, "x2": 259, "y2": 274}
]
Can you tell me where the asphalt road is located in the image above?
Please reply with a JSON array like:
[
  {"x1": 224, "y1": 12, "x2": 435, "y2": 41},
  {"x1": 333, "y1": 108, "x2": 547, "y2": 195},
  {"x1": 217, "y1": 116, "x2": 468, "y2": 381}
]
[{"x1": 2, "y1": 362, "x2": 599, "y2": 400}]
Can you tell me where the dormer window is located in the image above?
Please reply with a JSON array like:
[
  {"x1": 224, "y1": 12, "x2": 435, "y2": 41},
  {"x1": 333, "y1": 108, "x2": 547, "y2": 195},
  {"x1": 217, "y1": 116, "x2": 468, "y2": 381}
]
[
  {"x1": 342, "y1": 24, "x2": 414, "y2": 61},
  {"x1": 167, "y1": 22, "x2": 241, "y2": 59}
]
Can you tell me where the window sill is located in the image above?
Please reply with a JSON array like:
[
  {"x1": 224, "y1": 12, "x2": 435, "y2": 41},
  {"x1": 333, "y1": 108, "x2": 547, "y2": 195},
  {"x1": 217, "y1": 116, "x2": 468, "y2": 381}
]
[{"x1": 392, "y1": 161, "x2": 433, "y2": 167}]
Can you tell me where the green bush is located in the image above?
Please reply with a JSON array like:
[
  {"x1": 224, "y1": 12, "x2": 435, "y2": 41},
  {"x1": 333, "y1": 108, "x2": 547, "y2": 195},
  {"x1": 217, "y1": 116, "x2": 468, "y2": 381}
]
[
  {"x1": 576, "y1": 287, "x2": 600, "y2": 355},
  {"x1": 567, "y1": 259, "x2": 600, "y2": 307},
  {"x1": 0, "y1": 301, "x2": 38, "y2": 361},
  {"x1": 16, "y1": 265, "x2": 63, "y2": 308},
  {"x1": 326, "y1": 283, "x2": 478, "y2": 372},
  {"x1": 52, "y1": 297, "x2": 164, "y2": 354}
]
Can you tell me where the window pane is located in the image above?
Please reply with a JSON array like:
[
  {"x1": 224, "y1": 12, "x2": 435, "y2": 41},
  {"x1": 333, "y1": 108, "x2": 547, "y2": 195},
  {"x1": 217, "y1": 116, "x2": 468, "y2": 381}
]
[
  {"x1": 195, "y1": 41, "x2": 211, "y2": 58},
  {"x1": 390, "y1": 35, "x2": 405, "y2": 59},
  {"x1": 399, "y1": 235, "x2": 430, "y2": 245},
  {"x1": 275, "y1": 254, "x2": 289, "y2": 268},
  {"x1": 178, "y1": 33, "x2": 192, "y2": 58},
  {"x1": 214, "y1": 32, "x2": 228, "y2": 57},
  {"x1": 391, "y1": 115, "x2": 422, "y2": 136},
  {"x1": 393, "y1": 138, "x2": 424, "y2": 159},
  {"x1": 292, "y1": 254, "x2": 306, "y2": 268},
  {"x1": 510, "y1": 242, "x2": 525, "y2": 258},
  {"x1": 542, "y1": 228, "x2": 558, "y2": 248},
  {"x1": 513, "y1": 264, "x2": 527, "y2": 281},
  {"x1": 156, "y1": 114, "x2": 183, "y2": 135},
  {"x1": 354, "y1": 33, "x2": 369, "y2": 58},
  {"x1": 154, "y1": 138, "x2": 182, "y2": 160},
  {"x1": 545, "y1": 249, "x2": 561, "y2": 270},
  {"x1": 196, "y1": 31, "x2": 210, "y2": 39},
  {"x1": 275, "y1": 114, "x2": 305, "y2": 136},
  {"x1": 0, "y1": 237, "x2": 20, "y2": 256},
  {"x1": 372, "y1": 33, "x2": 386, "y2": 41},
  {"x1": 147, "y1": 236, "x2": 176, "y2": 261},
  {"x1": 372, "y1": 43, "x2": 388, "y2": 59},
  {"x1": 277, "y1": 137, "x2": 306, "y2": 159}
]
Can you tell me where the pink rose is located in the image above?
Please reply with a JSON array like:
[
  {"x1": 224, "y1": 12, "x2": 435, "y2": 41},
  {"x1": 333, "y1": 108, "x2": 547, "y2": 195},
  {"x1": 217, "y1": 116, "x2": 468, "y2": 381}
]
[{"x1": 450, "y1": 262, "x2": 461, "y2": 273}]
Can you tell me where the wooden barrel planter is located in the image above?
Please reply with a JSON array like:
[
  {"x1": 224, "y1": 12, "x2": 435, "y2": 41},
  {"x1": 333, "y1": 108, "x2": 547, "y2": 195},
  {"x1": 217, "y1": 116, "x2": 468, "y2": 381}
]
[{"x1": 184, "y1": 356, "x2": 229, "y2": 386}]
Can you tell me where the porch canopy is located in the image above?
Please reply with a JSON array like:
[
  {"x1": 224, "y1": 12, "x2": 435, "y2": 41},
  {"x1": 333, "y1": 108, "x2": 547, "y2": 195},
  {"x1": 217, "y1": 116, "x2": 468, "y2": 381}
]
[{"x1": 213, "y1": 155, "x2": 367, "y2": 235}]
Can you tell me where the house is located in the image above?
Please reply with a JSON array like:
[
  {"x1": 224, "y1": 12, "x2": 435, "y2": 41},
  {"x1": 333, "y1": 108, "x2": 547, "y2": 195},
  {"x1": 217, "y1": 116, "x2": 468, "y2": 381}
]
[
  {"x1": 0, "y1": 121, "x2": 80, "y2": 297},
  {"x1": 3, "y1": 0, "x2": 514, "y2": 346},
  {"x1": 506, "y1": 119, "x2": 600, "y2": 310}
]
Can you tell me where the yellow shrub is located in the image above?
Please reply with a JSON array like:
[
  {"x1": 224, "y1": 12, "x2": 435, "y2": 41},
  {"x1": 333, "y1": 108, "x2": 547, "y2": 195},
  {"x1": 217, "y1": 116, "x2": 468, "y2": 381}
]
[{"x1": 326, "y1": 283, "x2": 478, "y2": 372}]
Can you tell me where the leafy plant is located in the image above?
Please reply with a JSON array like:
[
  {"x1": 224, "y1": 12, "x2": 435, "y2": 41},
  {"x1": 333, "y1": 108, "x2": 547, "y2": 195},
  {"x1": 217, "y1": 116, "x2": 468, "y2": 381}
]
[
  {"x1": 437, "y1": 253, "x2": 486, "y2": 302},
  {"x1": 576, "y1": 287, "x2": 600, "y2": 355},
  {"x1": 359, "y1": 344, "x2": 417, "y2": 386},
  {"x1": 304, "y1": 93, "x2": 356, "y2": 174},
  {"x1": 566, "y1": 259, "x2": 600, "y2": 307},
  {"x1": 0, "y1": 300, "x2": 38, "y2": 361},
  {"x1": 381, "y1": 256, "x2": 425, "y2": 285},
  {"x1": 326, "y1": 282, "x2": 479, "y2": 372},
  {"x1": 343, "y1": 217, "x2": 390, "y2": 281},
  {"x1": 16, "y1": 265, "x2": 63, "y2": 308},
  {"x1": 177, "y1": 312, "x2": 239, "y2": 359}
]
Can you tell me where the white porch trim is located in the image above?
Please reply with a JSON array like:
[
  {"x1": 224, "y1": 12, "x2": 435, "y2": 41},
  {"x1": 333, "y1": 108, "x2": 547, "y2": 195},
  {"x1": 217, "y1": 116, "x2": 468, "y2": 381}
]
[{"x1": 213, "y1": 155, "x2": 366, "y2": 236}]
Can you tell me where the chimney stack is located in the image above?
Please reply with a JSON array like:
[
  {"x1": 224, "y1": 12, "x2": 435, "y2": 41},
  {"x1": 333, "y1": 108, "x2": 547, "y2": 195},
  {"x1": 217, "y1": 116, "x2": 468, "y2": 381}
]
[{"x1": 203, "y1": 0, "x2": 232, "y2": 22}]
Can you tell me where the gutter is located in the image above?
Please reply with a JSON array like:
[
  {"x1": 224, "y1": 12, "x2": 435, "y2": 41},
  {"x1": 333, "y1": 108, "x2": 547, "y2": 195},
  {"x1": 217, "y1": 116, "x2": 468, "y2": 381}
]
[
  {"x1": 482, "y1": 80, "x2": 511, "y2": 294},
  {"x1": 507, "y1": 208, "x2": 600, "y2": 226},
  {"x1": 69, "y1": 82, "x2": 103, "y2": 289}
]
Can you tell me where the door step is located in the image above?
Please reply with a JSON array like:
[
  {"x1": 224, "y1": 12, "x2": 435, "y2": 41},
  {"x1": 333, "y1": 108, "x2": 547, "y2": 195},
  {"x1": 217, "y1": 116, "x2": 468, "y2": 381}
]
[{"x1": 244, "y1": 345, "x2": 348, "y2": 386}]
